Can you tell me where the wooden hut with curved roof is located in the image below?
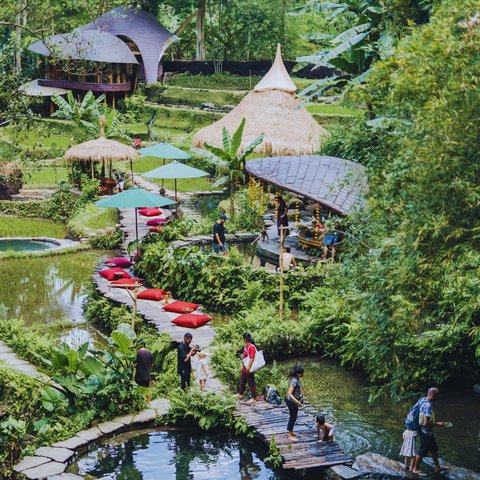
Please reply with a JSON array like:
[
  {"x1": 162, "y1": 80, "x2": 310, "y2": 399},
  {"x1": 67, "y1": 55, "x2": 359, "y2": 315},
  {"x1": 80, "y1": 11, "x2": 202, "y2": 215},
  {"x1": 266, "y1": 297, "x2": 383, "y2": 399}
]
[
  {"x1": 27, "y1": 7, "x2": 176, "y2": 111},
  {"x1": 192, "y1": 45, "x2": 328, "y2": 156}
]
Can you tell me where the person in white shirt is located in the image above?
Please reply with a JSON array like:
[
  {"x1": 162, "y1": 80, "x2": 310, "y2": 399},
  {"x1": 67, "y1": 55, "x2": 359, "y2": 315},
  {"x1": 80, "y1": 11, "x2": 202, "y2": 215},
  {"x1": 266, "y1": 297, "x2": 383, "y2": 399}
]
[{"x1": 281, "y1": 246, "x2": 297, "y2": 272}]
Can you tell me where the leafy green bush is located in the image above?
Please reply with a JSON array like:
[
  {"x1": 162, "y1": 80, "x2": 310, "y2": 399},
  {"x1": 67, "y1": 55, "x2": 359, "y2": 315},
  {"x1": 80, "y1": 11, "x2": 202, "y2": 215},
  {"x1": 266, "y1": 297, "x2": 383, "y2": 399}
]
[
  {"x1": 88, "y1": 229, "x2": 123, "y2": 249},
  {"x1": 167, "y1": 389, "x2": 236, "y2": 430},
  {"x1": 83, "y1": 289, "x2": 133, "y2": 330}
]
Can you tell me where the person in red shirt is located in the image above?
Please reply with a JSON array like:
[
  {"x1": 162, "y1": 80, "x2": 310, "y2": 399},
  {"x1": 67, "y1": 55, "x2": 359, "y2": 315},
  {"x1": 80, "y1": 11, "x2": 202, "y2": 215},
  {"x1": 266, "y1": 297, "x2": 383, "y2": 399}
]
[{"x1": 236, "y1": 333, "x2": 259, "y2": 404}]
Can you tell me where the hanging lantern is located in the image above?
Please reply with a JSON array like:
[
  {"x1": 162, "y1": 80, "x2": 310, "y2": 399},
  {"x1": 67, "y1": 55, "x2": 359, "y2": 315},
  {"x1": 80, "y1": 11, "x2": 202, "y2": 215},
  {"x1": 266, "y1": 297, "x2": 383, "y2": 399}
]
[
  {"x1": 274, "y1": 190, "x2": 279, "y2": 221},
  {"x1": 295, "y1": 198, "x2": 300, "y2": 226},
  {"x1": 314, "y1": 206, "x2": 320, "y2": 239}
]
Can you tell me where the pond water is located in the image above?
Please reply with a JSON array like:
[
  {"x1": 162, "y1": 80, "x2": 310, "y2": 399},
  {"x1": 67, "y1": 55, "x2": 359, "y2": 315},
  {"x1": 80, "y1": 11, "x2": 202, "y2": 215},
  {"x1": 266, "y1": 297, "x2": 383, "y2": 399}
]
[
  {"x1": 67, "y1": 358, "x2": 480, "y2": 479},
  {"x1": 68, "y1": 428, "x2": 288, "y2": 480},
  {"x1": 192, "y1": 195, "x2": 224, "y2": 217},
  {"x1": 277, "y1": 357, "x2": 480, "y2": 471},
  {"x1": 0, "y1": 238, "x2": 55, "y2": 252},
  {"x1": 0, "y1": 250, "x2": 110, "y2": 328}
]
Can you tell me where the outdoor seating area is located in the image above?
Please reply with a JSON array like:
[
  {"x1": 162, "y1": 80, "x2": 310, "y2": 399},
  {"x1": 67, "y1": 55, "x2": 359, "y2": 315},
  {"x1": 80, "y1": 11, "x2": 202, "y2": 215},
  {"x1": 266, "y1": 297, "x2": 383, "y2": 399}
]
[{"x1": 2, "y1": 2, "x2": 479, "y2": 479}]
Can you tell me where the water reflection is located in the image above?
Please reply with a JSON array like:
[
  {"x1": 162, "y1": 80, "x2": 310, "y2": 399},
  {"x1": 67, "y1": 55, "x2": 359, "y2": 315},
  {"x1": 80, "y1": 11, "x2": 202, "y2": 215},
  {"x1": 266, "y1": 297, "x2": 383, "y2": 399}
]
[
  {"x1": 278, "y1": 358, "x2": 480, "y2": 471},
  {"x1": 0, "y1": 251, "x2": 110, "y2": 326},
  {"x1": 69, "y1": 429, "x2": 281, "y2": 480}
]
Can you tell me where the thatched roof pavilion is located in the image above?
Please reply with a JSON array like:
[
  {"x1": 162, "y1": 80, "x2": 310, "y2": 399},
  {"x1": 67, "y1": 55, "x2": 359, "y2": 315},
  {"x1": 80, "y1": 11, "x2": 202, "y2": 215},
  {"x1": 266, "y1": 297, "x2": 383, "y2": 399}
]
[
  {"x1": 192, "y1": 44, "x2": 328, "y2": 156},
  {"x1": 64, "y1": 137, "x2": 138, "y2": 163},
  {"x1": 246, "y1": 155, "x2": 366, "y2": 215}
]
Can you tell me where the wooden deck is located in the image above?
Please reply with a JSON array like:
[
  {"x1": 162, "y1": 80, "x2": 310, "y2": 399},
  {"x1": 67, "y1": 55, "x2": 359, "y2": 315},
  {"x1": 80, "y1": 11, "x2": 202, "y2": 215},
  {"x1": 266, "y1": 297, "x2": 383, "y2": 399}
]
[{"x1": 235, "y1": 400, "x2": 353, "y2": 471}]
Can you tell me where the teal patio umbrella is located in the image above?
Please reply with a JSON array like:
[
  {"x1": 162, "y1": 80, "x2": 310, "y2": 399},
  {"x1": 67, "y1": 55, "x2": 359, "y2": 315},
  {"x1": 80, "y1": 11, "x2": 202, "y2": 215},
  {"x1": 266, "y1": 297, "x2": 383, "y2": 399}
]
[
  {"x1": 138, "y1": 142, "x2": 192, "y2": 189},
  {"x1": 96, "y1": 186, "x2": 176, "y2": 245},
  {"x1": 143, "y1": 160, "x2": 209, "y2": 201}
]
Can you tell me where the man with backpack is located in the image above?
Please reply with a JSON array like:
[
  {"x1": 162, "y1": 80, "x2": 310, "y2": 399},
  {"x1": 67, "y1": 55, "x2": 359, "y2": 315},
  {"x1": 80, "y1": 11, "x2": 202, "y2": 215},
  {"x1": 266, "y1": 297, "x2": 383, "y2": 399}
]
[{"x1": 407, "y1": 387, "x2": 448, "y2": 476}]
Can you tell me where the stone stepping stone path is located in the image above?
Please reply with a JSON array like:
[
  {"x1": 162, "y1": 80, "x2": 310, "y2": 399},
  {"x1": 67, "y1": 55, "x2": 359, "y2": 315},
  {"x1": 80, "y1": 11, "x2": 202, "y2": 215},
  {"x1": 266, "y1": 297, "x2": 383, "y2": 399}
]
[
  {"x1": 0, "y1": 340, "x2": 50, "y2": 381},
  {"x1": 14, "y1": 399, "x2": 171, "y2": 479}
]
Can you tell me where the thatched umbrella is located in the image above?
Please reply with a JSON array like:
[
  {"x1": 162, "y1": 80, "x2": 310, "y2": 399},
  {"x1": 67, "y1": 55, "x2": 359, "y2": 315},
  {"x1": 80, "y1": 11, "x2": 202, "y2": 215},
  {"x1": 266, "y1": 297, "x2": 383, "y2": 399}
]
[
  {"x1": 192, "y1": 44, "x2": 328, "y2": 156},
  {"x1": 64, "y1": 117, "x2": 138, "y2": 182}
]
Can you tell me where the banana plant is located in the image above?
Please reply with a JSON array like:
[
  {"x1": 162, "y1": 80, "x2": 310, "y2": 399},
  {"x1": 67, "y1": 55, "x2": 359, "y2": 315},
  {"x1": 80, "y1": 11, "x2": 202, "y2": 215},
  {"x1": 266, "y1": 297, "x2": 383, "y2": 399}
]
[
  {"x1": 51, "y1": 90, "x2": 104, "y2": 129},
  {"x1": 290, "y1": 0, "x2": 395, "y2": 100},
  {"x1": 202, "y1": 118, "x2": 264, "y2": 218}
]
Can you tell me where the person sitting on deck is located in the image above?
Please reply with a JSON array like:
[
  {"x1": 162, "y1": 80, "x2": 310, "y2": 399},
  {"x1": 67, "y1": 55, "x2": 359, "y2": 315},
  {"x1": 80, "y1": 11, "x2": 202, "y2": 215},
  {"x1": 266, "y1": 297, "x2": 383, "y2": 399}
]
[
  {"x1": 277, "y1": 246, "x2": 297, "y2": 272},
  {"x1": 213, "y1": 213, "x2": 228, "y2": 256},
  {"x1": 316, "y1": 414, "x2": 336, "y2": 442}
]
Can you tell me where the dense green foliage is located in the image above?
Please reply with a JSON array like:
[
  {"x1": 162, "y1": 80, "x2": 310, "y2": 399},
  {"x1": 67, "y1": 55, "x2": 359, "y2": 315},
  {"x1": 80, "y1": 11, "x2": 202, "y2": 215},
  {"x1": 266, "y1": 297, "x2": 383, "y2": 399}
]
[
  {"x1": 135, "y1": 242, "x2": 328, "y2": 313},
  {"x1": 331, "y1": 0, "x2": 480, "y2": 396}
]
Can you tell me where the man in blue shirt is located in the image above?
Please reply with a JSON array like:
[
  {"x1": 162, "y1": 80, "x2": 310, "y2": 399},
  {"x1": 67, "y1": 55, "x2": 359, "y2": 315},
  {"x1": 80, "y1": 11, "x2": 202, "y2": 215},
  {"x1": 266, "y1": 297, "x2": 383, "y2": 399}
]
[{"x1": 412, "y1": 387, "x2": 448, "y2": 476}]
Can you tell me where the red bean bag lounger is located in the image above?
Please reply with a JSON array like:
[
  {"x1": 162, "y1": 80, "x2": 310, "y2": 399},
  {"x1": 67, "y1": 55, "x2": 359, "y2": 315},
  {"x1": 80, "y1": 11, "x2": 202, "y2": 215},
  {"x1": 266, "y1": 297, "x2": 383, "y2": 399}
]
[
  {"x1": 105, "y1": 257, "x2": 133, "y2": 268},
  {"x1": 138, "y1": 208, "x2": 162, "y2": 217},
  {"x1": 171, "y1": 314, "x2": 212, "y2": 328},
  {"x1": 146, "y1": 217, "x2": 169, "y2": 226},
  {"x1": 99, "y1": 267, "x2": 131, "y2": 281},
  {"x1": 163, "y1": 301, "x2": 200, "y2": 313},
  {"x1": 110, "y1": 278, "x2": 143, "y2": 289},
  {"x1": 137, "y1": 289, "x2": 165, "y2": 301}
]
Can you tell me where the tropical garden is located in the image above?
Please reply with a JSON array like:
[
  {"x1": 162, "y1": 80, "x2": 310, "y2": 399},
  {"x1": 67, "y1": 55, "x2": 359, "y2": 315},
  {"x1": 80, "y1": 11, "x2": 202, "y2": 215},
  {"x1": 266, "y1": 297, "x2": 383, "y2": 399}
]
[{"x1": 0, "y1": 0, "x2": 479, "y2": 477}]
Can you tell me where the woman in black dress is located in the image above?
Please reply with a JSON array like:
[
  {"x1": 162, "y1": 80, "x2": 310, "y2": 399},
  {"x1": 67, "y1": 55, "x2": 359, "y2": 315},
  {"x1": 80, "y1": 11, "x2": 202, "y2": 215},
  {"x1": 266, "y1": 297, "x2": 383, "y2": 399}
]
[{"x1": 277, "y1": 196, "x2": 289, "y2": 237}]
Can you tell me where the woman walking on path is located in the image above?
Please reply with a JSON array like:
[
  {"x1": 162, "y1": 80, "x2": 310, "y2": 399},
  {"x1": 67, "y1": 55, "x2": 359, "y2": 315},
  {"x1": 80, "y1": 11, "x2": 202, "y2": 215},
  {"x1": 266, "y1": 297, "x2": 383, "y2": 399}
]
[
  {"x1": 286, "y1": 364, "x2": 304, "y2": 442},
  {"x1": 236, "y1": 333, "x2": 259, "y2": 404}
]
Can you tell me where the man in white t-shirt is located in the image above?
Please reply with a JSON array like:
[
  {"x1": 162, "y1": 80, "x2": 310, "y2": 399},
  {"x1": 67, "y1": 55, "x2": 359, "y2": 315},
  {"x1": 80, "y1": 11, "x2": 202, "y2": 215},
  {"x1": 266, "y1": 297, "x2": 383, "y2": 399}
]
[{"x1": 281, "y1": 246, "x2": 297, "y2": 272}]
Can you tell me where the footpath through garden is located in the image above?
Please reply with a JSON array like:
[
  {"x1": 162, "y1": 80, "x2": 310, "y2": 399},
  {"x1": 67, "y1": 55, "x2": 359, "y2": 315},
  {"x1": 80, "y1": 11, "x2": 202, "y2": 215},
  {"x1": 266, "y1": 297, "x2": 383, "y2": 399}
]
[{"x1": 97, "y1": 182, "x2": 353, "y2": 472}]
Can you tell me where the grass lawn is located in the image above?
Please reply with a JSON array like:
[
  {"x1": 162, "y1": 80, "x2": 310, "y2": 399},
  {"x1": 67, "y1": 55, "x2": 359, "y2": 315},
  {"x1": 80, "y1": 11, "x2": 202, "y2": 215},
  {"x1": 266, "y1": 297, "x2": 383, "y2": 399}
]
[
  {"x1": 68, "y1": 204, "x2": 118, "y2": 234},
  {"x1": 0, "y1": 215, "x2": 67, "y2": 238},
  {"x1": 23, "y1": 162, "x2": 70, "y2": 189},
  {"x1": 306, "y1": 104, "x2": 365, "y2": 117}
]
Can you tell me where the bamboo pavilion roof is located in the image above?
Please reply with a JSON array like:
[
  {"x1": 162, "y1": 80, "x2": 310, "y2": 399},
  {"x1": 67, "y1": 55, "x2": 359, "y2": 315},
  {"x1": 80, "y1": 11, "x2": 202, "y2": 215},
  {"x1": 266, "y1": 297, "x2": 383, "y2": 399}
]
[{"x1": 246, "y1": 155, "x2": 367, "y2": 215}]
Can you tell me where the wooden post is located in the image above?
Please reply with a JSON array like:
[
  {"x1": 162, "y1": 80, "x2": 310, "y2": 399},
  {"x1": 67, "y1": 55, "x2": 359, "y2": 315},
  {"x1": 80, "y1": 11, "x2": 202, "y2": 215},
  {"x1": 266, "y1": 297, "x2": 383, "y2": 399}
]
[
  {"x1": 279, "y1": 226, "x2": 286, "y2": 319},
  {"x1": 90, "y1": 159, "x2": 94, "y2": 179},
  {"x1": 132, "y1": 287, "x2": 138, "y2": 329}
]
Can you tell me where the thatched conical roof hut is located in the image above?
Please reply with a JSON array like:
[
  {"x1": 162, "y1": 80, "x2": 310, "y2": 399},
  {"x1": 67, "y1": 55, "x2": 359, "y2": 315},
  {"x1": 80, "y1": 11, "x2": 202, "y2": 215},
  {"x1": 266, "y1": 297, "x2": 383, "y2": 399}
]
[{"x1": 192, "y1": 45, "x2": 328, "y2": 156}]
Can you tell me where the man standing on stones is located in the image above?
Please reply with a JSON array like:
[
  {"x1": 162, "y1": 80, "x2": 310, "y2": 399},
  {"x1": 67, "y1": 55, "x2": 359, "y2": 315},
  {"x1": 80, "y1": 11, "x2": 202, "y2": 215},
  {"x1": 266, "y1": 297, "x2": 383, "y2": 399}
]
[
  {"x1": 412, "y1": 387, "x2": 448, "y2": 476},
  {"x1": 177, "y1": 333, "x2": 198, "y2": 389},
  {"x1": 213, "y1": 213, "x2": 228, "y2": 256}
]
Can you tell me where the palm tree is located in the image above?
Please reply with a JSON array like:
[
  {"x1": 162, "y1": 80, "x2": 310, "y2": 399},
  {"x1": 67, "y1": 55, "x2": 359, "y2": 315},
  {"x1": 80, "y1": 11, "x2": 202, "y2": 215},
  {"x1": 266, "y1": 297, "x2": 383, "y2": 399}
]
[{"x1": 204, "y1": 118, "x2": 264, "y2": 218}]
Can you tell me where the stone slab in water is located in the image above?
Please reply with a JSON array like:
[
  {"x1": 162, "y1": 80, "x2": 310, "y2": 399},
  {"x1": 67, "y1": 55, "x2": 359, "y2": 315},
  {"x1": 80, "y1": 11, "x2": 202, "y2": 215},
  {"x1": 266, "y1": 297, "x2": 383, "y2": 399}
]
[
  {"x1": 35, "y1": 447, "x2": 74, "y2": 463},
  {"x1": 75, "y1": 426, "x2": 103, "y2": 441},
  {"x1": 352, "y1": 452, "x2": 409, "y2": 478},
  {"x1": 97, "y1": 421, "x2": 125, "y2": 434},
  {"x1": 52, "y1": 436, "x2": 89, "y2": 450},
  {"x1": 132, "y1": 408, "x2": 157, "y2": 424},
  {"x1": 112, "y1": 414, "x2": 135, "y2": 425},
  {"x1": 13, "y1": 456, "x2": 50, "y2": 472},
  {"x1": 329, "y1": 464, "x2": 361, "y2": 480},
  {"x1": 423, "y1": 458, "x2": 480, "y2": 480},
  {"x1": 22, "y1": 461, "x2": 66, "y2": 479},
  {"x1": 149, "y1": 398, "x2": 171, "y2": 415},
  {"x1": 47, "y1": 474, "x2": 84, "y2": 480}
]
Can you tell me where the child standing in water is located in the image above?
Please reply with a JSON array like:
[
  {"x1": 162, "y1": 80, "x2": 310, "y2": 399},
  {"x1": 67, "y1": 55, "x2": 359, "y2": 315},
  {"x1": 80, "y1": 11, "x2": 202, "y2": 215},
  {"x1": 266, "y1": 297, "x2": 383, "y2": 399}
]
[
  {"x1": 316, "y1": 415, "x2": 336, "y2": 441},
  {"x1": 195, "y1": 351, "x2": 209, "y2": 391}
]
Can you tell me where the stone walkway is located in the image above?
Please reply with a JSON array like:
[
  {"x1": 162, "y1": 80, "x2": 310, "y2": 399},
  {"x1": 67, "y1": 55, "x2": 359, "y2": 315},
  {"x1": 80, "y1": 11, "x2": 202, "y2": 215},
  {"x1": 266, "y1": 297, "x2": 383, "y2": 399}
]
[
  {"x1": 0, "y1": 340, "x2": 51, "y2": 381},
  {"x1": 14, "y1": 399, "x2": 171, "y2": 480}
]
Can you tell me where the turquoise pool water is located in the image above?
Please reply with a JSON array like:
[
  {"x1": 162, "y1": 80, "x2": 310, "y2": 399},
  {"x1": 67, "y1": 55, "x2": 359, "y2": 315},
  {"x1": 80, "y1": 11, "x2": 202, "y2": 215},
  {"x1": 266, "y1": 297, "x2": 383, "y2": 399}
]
[{"x1": 0, "y1": 238, "x2": 53, "y2": 252}]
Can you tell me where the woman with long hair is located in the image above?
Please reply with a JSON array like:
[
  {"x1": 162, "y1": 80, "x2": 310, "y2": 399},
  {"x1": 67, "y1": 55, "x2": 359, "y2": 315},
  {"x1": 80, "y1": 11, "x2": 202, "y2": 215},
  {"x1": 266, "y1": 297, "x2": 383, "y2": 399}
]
[
  {"x1": 286, "y1": 363, "x2": 304, "y2": 441},
  {"x1": 236, "y1": 332, "x2": 259, "y2": 404}
]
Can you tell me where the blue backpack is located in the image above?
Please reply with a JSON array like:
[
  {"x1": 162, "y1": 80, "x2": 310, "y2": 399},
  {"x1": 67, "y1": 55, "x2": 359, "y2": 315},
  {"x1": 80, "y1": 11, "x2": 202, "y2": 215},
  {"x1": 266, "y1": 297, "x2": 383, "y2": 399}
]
[
  {"x1": 264, "y1": 385, "x2": 282, "y2": 406},
  {"x1": 405, "y1": 398, "x2": 426, "y2": 431}
]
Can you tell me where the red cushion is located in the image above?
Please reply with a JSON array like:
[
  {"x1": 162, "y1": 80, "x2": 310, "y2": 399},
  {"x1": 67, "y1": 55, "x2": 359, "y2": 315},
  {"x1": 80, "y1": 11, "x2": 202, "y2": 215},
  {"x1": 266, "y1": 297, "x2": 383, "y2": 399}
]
[
  {"x1": 137, "y1": 289, "x2": 165, "y2": 301},
  {"x1": 149, "y1": 227, "x2": 159, "y2": 233},
  {"x1": 146, "y1": 217, "x2": 169, "y2": 226},
  {"x1": 138, "y1": 207, "x2": 162, "y2": 217},
  {"x1": 105, "y1": 257, "x2": 133, "y2": 268},
  {"x1": 99, "y1": 267, "x2": 131, "y2": 281},
  {"x1": 163, "y1": 300, "x2": 200, "y2": 313},
  {"x1": 110, "y1": 278, "x2": 143, "y2": 289},
  {"x1": 171, "y1": 313, "x2": 211, "y2": 328}
]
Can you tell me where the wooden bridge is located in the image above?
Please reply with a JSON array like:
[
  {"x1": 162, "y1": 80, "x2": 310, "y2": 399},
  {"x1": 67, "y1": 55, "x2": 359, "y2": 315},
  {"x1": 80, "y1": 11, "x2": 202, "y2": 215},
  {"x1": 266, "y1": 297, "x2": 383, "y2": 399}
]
[{"x1": 235, "y1": 400, "x2": 353, "y2": 471}]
